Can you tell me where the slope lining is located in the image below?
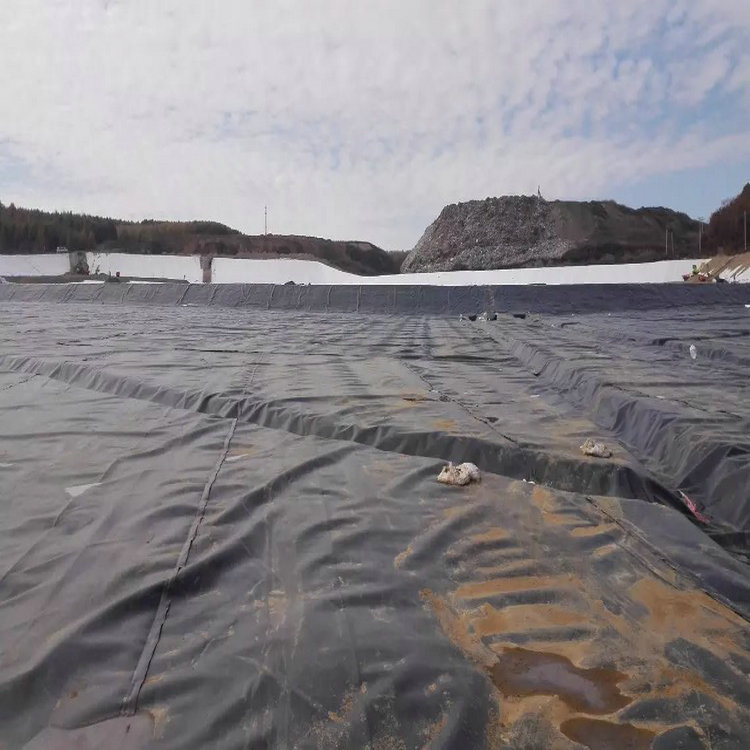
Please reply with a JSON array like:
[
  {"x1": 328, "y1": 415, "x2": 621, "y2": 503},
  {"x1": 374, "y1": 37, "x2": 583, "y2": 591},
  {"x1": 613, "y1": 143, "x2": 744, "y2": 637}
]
[{"x1": 2, "y1": 279, "x2": 750, "y2": 313}]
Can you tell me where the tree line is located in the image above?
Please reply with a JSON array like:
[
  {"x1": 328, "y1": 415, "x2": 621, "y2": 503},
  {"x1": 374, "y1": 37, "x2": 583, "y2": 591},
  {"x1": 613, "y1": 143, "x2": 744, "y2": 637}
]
[
  {"x1": 706, "y1": 183, "x2": 750, "y2": 254},
  {"x1": 0, "y1": 201, "x2": 238, "y2": 255},
  {"x1": 0, "y1": 202, "x2": 118, "y2": 253}
]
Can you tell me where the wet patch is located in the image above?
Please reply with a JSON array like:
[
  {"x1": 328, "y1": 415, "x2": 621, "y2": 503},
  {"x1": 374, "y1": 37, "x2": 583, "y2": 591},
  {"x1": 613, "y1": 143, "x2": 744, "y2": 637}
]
[
  {"x1": 560, "y1": 717, "x2": 655, "y2": 749},
  {"x1": 490, "y1": 647, "x2": 631, "y2": 714}
]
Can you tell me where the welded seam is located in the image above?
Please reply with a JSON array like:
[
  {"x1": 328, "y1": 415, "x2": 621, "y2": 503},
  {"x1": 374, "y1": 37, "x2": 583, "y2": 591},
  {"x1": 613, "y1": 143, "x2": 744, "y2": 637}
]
[
  {"x1": 318, "y1": 495, "x2": 375, "y2": 748},
  {"x1": 0, "y1": 353, "x2": 651, "y2": 501},
  {"x1": 479, "y1": 322, "x2": 750, "y2": 559},
  {"x1": 175, "y1": 285, "x2": 190, "y2": 306},
  {"x1": 584, "y1": 495, "x2": 750, "y2": 624},
  {"x1": 121, "y1": 416, "x2": 238, "y2": 716},
  {"x1": 0, "y1": 371, "x2": 37, "y2": 392},
  {"x1": 399, "y1": 357, "x2": 522, "y2": 447}
]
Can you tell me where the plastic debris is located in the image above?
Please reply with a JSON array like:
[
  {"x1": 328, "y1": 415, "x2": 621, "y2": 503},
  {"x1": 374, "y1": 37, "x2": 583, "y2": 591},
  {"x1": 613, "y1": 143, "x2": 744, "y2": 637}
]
[
  {"x1": 437, "y1": 462, "x2": 481, "y2": 486},
  {"x1": 478, "y1": 311, "x2": 498, "y2": 322},
  {"x1": 678, "y1": 491, "x2": 710, "y2": 524},
  {"x1": 689, "y1": 344, "x2": 697, "y2": 360},
  {"x1": 580, "y1": 439, "x2": 612, "y2": 458}
]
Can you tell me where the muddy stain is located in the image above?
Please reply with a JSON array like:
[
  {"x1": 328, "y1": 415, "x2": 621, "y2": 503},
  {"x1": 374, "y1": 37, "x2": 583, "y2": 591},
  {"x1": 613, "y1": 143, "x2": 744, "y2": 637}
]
[
  {"x1": 432, "y1": 418, "x2": 457, "y2": 431},
  {"x1": 471, "y1": 603, "x2": 586, "y2": 637},
  {"x1": 148, "y1": 706, "x2": 169, "y2": 738},
  {"x1": 530, "y1": 484, "x2": 556, "y2": 512},
  {"x1": 630, "y1": 576, "x2": 745, "y2": 630},
  {"x1": 400, "y1": 392, "x2": 426, "y2": 408},
  {"x1": 394, "y1": 544, "x2": 413, "y2": 569},
  {"x1": 420, "y1": 590, "x2": 495, "y2": 668},
  {"x1": 570, "y1": 522, "x2": 618, "y2": 538},
  {"x1": 560, "y1": 717, "x2": 655, "y2": 750},
  {"x1": 469, "y1": 527, "x2": 509, "y2": 544},
  {"x1": 456, "y1": 574, "x2": 570, "y2": 601},
  {"x1": 490, "y1": 648, "x2": 631, "y2": 714},
  {"x1": 420, "y1": 714, "x2": 448, "y2": 748}
]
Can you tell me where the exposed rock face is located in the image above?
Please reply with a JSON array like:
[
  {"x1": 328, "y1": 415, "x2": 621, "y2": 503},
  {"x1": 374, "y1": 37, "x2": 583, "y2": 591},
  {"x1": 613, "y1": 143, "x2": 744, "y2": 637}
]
[{"x1": 402, "y1": 196, "x2": 700, "y2": 272}]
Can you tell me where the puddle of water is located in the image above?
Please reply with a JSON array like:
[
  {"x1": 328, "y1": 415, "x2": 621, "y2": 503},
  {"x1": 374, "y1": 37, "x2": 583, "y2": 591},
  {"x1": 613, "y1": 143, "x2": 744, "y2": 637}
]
[
  {"x1": 490, "y1": 647, "x2": 631, "y2": 714},
  {"x1": 65, "y1": 483, "x2": 101, "y2": 498},
  {"x1": 561, "y1": 717, "x2": 655, "y2": 750}
]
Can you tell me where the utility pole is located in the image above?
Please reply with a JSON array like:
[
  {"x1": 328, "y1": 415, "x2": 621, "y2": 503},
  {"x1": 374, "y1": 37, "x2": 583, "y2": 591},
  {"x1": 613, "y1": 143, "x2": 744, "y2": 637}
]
[
  {"x1": 665, "y1": 227, "x2": 668, "y2": 259},
  {"x1": 745, "y1": 210, "x2": 747, "y2": 253},
  {"x1": 698, "y1": 220, "x2": 702, "y2": 256},
  {"x1": 264, "y1": 205, "x2": 268, "y2": 236},
  {"x1": 671, "y1": 230, "x2": 674, "y2": 258}
]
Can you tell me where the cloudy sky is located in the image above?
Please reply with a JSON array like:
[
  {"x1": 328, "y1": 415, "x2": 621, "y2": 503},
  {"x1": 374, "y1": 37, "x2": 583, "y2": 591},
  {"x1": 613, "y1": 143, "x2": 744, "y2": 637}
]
[{"x1": 1, "y1": 1, "x2": 749, "y2": 250}]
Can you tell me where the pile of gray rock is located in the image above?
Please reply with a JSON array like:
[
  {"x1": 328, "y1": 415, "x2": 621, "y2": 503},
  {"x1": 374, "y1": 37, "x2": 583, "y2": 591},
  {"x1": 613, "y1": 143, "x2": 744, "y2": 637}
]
[{"x1": 402, "y1": 195, "x2": 699, "y2": 272}]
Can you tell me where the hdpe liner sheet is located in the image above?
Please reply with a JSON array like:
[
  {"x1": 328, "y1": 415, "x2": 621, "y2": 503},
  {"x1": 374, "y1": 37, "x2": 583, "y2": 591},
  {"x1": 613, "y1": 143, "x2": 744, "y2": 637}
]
[{"x1": 1, "y1": 297, "x2": 750, "y2": 749}]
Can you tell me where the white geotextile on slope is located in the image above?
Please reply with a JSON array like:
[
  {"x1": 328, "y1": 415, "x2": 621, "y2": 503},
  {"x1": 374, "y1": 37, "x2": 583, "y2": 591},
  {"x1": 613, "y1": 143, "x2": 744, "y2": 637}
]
[
  {"x1": 0, "y1": 254, "x2": 70, "y2": 277},
  {"x1": 86, "y1": 252, "x2": 203, "y2": 283},
  {"x1": 0, "y1": 252, "x2": 719, "y2": 286},
  {"x1": 212, "y1": 256, "x2": 708, "y2": 286}
]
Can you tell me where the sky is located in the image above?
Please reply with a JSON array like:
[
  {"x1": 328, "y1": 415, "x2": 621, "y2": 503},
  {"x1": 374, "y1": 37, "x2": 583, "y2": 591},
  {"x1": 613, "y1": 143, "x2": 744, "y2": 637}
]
[{"x1": 0, "y1": 1, "x2": 749, "y2": 251}]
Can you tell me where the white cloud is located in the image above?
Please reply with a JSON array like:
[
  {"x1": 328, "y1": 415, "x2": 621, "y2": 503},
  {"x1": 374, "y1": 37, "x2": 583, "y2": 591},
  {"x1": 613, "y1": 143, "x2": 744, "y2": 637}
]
[{"x1": 0, "y1": 0, "x2": 748, "y2": 249}]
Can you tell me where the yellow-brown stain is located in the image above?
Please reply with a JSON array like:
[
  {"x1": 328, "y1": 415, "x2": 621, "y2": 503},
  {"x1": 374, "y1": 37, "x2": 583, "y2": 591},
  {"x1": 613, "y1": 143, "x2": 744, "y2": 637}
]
[
  {"x1": 469, "y1": 527, "x2": 509, "y2": 544},
  {"x1": 591, "y1": 543, "x2": 619, "y2": 559},
  {"x1": 431, "y1": 419, "x2": 457, "y2": 432},
  {"x1": 420, "y1": 714, "x2": 448, "y2": 749},
  {"x1": 420, "y1": 585, "x2": 725, "y2": 747},
  {"x1": 630, "y1": 576, "x2": 746, "y2": 635},
  {"x1": 147, "y1": 706, "x2": 169, "y2": 738},
  {"x1": 471, "y1": 603, "x2": 587, "y2": 638},
  {"x1": 394, "y1": 545, "x2": 413, "y2": 569},
  {"x1": 311, "y1": 683, "x2": 409, "y2": 750},
  {"x1": 531, "y1": 484, "x2": 556, "y2": 513},
  {"x1": 399, "y1": 392, "x2": 426, "y2": 408},
  {"x1": 528, "y1": 485, "x2": 588, "y2": 527},
  {"x1": 456, "y1": 574, "x2": 571, "y2": 601},
  {"x1": 413, "y1": 470, "x2": 750, "y2": 747},
  {"x1": 570, "y1": 522, "x2": 619, "y2": 538},
  {"x1": 442, "y1": 505, "x2": 473, "y2": 520},
  {"x1": 419, "y1": 590, "x2": 495, "y2": 669}
]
